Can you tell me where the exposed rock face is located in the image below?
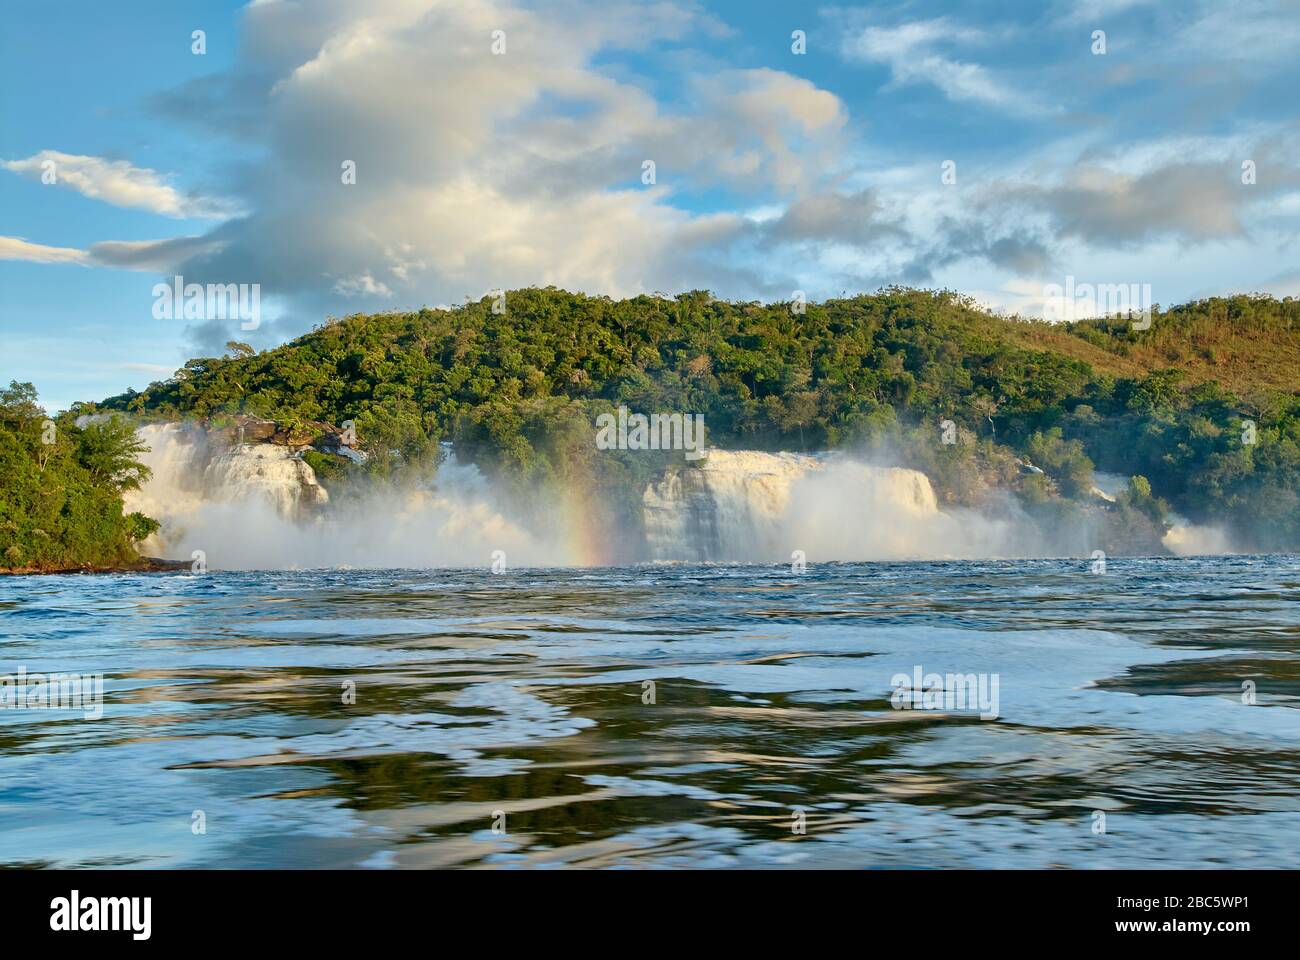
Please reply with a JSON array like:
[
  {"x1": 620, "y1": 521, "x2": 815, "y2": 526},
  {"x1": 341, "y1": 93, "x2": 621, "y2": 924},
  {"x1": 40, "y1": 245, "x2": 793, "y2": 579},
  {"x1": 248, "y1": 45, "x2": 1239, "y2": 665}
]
[
  {"x1": 208, "y1": 416, "x2": 278, "y2": 445},
  {"x1": 205, "y1": 415, "x2": 363, "y2": 454}
]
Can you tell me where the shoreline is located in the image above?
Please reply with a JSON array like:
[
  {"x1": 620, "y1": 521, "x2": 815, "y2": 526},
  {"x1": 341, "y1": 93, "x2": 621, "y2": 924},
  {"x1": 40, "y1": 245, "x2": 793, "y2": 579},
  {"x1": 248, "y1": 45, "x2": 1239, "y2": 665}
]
[{"x1": 0, "y1": 557, "x2": 192, "y2": 577}]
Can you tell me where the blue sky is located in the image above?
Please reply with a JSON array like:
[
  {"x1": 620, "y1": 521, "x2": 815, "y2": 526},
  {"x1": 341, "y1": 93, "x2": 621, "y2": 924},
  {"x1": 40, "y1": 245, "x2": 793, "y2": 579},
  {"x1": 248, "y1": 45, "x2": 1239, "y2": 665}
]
[{"x1": 3, "y1": 0, "x2": 1299, "y2": 412}]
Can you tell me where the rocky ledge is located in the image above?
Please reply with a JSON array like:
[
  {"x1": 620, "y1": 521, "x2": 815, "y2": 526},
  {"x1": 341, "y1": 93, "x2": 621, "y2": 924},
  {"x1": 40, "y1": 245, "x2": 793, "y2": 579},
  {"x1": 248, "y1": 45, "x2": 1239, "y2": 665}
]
[{"x1": 206, "y1": 415, "x2": 361, "y2": 455}]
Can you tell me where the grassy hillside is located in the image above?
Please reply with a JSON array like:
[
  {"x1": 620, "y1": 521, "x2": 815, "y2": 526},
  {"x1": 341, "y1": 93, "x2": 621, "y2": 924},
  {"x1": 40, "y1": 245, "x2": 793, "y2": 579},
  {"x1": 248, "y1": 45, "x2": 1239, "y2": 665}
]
[
  {"x1": 1050, "y1": 296, "x2": 1299, "y2": 394},
  {"x1": 90, "y1": 287, "x2": 1300, "y2": 551}
]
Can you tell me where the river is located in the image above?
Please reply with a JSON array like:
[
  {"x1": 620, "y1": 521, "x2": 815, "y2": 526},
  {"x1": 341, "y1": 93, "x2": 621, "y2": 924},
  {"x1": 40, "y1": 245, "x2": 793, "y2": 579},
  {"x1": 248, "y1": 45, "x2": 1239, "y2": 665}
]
[{"x1": 2, "y1": 556, "x2": 1298, "y2": 868}]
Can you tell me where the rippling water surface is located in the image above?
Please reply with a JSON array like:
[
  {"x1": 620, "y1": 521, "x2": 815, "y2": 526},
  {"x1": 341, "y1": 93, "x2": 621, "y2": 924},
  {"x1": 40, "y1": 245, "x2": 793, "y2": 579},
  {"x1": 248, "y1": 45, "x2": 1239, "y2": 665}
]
[{"x1": 3, "y1": 557, "x2": 1298, "y2": 869}]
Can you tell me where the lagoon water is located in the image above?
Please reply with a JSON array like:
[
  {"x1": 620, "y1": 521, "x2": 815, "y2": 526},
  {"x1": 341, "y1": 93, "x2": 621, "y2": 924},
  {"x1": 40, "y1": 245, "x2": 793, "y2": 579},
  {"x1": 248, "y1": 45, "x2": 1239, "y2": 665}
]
[{"x1": 2, "y1": 556, "x2": 1298, "y2": 869}]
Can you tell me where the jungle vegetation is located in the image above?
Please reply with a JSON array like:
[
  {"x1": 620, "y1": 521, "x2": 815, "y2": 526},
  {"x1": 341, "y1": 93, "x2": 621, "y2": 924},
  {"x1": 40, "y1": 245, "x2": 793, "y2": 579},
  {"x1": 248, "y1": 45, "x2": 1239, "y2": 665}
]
[
  {"x1": 0, "y1": 381, "x2": 158, "y2": 571},
  {"x1": 32, "y1": 286, "x2": 1300, "y2": 556}
]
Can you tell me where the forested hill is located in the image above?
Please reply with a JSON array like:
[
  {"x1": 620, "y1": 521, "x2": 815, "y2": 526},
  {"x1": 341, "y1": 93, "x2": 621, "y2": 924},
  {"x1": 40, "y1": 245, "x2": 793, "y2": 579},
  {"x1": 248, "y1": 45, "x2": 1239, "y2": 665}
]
[{"x1": 94, "y1": 287, "x2": 1300, "y2": 550}]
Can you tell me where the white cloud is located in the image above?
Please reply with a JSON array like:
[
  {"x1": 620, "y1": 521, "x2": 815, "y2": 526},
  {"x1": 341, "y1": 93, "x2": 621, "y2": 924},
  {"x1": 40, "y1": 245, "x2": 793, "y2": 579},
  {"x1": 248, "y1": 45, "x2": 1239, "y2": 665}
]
[
  {"x1": 0, "y1": 150, "x2": 236, "y2": 219},
  {"x1": 841, "y1": 17, "x2": 1047, "y2": 114},
  {"x1": 7, "y1": 0, "x2": 1298, "y2": 329},
  {"x1": 0, "y1": 235, "x2": 87, "y2": 264},
  {"x1": 1173, "y1": 0, "x2": 1300, "y2": 64},
  {"x1": 1055, "y1": 0, "x2": 1155, "y2": 23},
  {"x1": 132, "y1": 0, "x2": 846, "y2": 324},
  {"x1": 333, "y1": 273, "x2": 393, "y2": 297}
]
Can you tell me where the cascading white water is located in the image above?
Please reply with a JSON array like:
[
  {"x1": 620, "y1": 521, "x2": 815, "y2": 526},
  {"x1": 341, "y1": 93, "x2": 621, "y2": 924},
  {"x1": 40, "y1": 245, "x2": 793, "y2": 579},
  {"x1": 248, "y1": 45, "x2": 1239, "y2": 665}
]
[
  {"x1": 204, "y1": 444, "x2": 328, "y2": 517},
  {"x1": 128, "y1": 425, "x2": 1059, "y2": 568},
  {"x1": 642, "y1": 449, "x2": 1027, "y2": 562},
  {"x1": 1081, "y1": 473, "x2": 1236, "y2": 556},
  {"x1": 125, "y1": 424, "x2": 570, "y2": 569},
  {"x1": 643, "y1": 451, "x2": 818, "y2": 560},
  {"x1": 126, "y1": 423, "x2": 327, "y2": 536}
]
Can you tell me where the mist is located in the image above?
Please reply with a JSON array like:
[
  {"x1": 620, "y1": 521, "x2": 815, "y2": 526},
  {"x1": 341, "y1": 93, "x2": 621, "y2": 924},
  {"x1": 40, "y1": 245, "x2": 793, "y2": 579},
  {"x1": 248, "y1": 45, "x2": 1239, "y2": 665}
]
[
  {"x1": 125, "y1": 425, "x2": 1124, "y2": 570},
  {"x1": 125, "y1": 424, "x2": 579, "y2": 570}
]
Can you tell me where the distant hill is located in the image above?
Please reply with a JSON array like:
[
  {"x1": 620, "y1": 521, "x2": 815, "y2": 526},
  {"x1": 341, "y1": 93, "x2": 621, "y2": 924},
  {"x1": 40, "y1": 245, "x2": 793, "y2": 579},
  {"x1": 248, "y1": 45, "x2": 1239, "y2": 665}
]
[
  {"x1": 1015, "y1": 295, "x2": 1300, "y2": 395},
  {"x1": 90, "y1": 287, "x2": 1300, "y2": 551}
]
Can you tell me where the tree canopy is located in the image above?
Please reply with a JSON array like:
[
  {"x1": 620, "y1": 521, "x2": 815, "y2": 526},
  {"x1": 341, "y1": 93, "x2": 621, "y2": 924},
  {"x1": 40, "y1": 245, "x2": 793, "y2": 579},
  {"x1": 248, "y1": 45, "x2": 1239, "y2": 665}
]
[
  {"x1": 53, "y1": 286, "x2": 1300, "y2": 555},
  {"x1": 1, "y1": 382, "x2": 157, "y2": 571}
]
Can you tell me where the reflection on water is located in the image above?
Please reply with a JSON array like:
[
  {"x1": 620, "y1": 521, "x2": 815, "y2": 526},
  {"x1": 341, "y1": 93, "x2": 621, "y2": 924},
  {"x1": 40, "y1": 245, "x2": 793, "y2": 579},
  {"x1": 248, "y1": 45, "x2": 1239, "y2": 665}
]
[{"x1": 2, "y1": 556, "x2": 1298, "y2": 868}]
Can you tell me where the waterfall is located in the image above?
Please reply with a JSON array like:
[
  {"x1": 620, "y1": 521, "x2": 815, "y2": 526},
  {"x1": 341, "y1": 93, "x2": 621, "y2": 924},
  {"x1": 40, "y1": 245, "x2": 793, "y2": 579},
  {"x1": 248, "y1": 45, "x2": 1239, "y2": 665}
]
[
  {"x1": 126, "y1": 423, "x2": 326, "y2": 529},
  {"x1": 127, "y1": 424, "x2": 1042, "y2": 568},
  {"x1": 643, "y1": 451, "x2": 812, "y2": 560},
  {"x1": 642, "y1": 450, "x2": 952, "y2": 562},
  {"x1": 124, "y1": 424, "x2": 568, "y2": 569},
  {"x1": 204, "y1": 444, "x2": 328, "y2": 517},
  {"x1": 124, "y1": 423, "x2": 329, "y2": 562}
]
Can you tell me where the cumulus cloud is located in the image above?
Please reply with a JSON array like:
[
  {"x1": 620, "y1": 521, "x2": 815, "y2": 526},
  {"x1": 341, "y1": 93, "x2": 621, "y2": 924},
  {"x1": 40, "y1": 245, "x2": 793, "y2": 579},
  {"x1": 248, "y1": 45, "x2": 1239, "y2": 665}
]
[
  {"x1": 134, "y1": 0, "x2": 845, "y2": 351},
  {"x1": 674, "y1": 69, "x2": 847, "y2": 194},
  {"x1": 998, "y1": 163, "x2": 1245, "y2": 244},
  {"x1": 333, "y1": 273, "x2": 393, "y2": 298},
  {"x1": 0, "y1": 150, "x2": 237, "y2": 219},
  {"x1": 7, "y1": 0, "x2": 1300, "y2": 350}
]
